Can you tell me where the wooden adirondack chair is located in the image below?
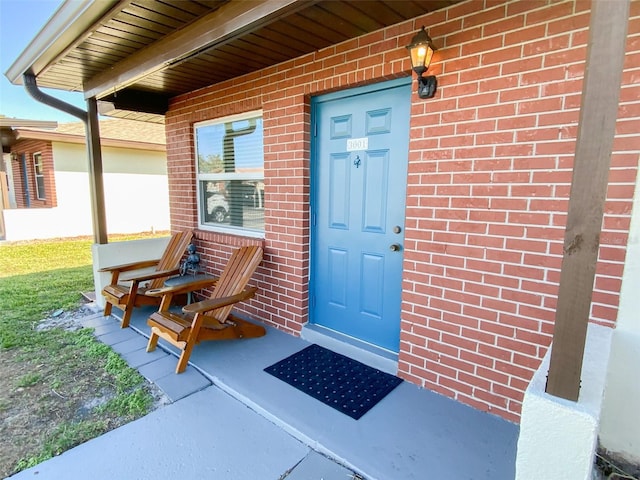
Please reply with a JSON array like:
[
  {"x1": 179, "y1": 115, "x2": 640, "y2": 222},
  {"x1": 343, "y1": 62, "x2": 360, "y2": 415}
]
[
  {"x1": 99, "y1": 230, "x2": 193, "y2": 328},
  {"x1": 146, "y1": 245, "x2": 265, "y2": 373}
]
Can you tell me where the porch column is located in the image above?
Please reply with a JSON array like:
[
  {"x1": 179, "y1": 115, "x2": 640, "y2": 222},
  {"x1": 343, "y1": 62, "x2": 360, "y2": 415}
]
[
  {"x1": 86, "y1": 97, "x2": 108, "y2": 244},
  {"x1": 545, "y1": 0, "x2": 630, "y2": 401}
]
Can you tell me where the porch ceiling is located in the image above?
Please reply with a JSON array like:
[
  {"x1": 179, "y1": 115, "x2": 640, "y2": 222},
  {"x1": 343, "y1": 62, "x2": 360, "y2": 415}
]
[{"x1": 6, "y1": 0, "x2": 459, "y2": 124}]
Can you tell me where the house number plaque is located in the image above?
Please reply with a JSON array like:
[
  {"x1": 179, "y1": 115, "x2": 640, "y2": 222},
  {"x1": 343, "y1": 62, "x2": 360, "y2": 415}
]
[{"x1": 346, "y1": 137, "x2": 368, "y2": 151}]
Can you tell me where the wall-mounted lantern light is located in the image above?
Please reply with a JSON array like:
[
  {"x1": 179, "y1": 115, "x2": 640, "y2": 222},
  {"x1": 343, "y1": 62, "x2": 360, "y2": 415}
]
[{"x1": 406, "y1": 26, "x2": 437, "y2": 99}]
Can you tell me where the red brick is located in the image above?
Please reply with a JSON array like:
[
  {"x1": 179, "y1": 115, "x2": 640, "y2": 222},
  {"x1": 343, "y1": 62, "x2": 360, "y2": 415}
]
[
  {"x1": 515, "y1": 330, "x2": 552, "y2": 349},
  {"x1": 547, "y1": 11, "x2": 590, "y2": 35},
  {"x1": 478, "y1": 103, "x2": 517, "y2": 119},
  {"x1": 464, "y1": 305, "x2": 499, "y2": 322},
  {"x1": 513, "y1": 352, "x2": 544, "y2": 371},
  {"x1": 459, "y1": 371, "x2": 491, "y2": 391},
  {"x1": 428, "y1": 319, "x2": 462, "y2": 336},
  {"x1": 459, "y1": 65, "x2": 502, "y2": 83},
  {"x1": 479, "y1": 75, "x2": 519, "y2": 92},
  {"x1": 475, "y1": 388, "x2": 509, "y2": 408},
  {"x1": 502, "y1": 56, "x2": 543, "y2": 76},
  {"x1": 507, "y1": 1, "x2": 543, "y2": 16},
  {"x1": 440, "y1": 376, "x2": 474, "y2": 396},
  {"x1": 163, "y1": 0, "x2": 639, "y2": 426},
  {"x1": 441, "y1": 108, "x2": 477, "y2": 124},
  {"x1": 476, "y1": 366, "x2": 510, "y2": 385},
  {"x1": 454, "y1": 146, "x2": 495, "y2": 159},
  {"x1": 592, "y1": 305, "x2": 618, "y2": 324},
  {"x1": 504, "y1": 23, "x2": 545, "y2": 45},
  {"x1": 411, "y1": 345, "x2": 440, "y2": 364},
  {"x1": 461, "y1": 326, "x2": 497, "y2": 346},
  {"x1": 497, "y1": 337, "x2": 538, "y2": 357},
  {"x1": 497, "y1": 114, "x2": 536, "y2": 130},
  {"x1": 493, "y1": 383, "x2": 525, "y2": 402},
  {"x1": 445, "y1": 267, "x2": 484, "y2": 283},
  {"x1": 495, "y1": 360, "x2": 534, "y2": 380},
  {"x1": 485, "y1": 317, "x2": 519, "y2": 338},
  {"x1": 424, "y1": 381, "x2": 457, "y2": 399},
  {"x1": 443, "y1": 312, "x2": 480, "y2": 330},
  {"x1": 442, "y1": 332, "x2": 479, "y2": 353},
  {"x1": 526, "y1": 2, "x2": 575, "y2": 27},
  {"x1": 462, "y1": 35, "x2": 504, "y2": 56},
  {"x1": 465, "y1": 4, "x2": 507, "y2": 29}
]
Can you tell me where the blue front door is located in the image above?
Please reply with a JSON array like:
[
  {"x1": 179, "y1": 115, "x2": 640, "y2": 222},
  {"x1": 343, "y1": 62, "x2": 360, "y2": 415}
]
[{"x1": 310, "y1": 79, "x2": 411, "y2": 352}]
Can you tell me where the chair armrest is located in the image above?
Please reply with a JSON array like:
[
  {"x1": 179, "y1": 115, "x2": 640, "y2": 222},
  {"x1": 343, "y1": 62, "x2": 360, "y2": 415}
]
[
  {"x1": 127, "y1": 268, "x2": 181, "y2": 283},
  {"x1": 146, "y1": 276, "x2": 219, "y2": 297},
  {"x1": 182, "y1": 287, "x2": 258, "y2": 314},
  {"x1": 98, "y1": 259, "x2": 160, "y2": 273}
]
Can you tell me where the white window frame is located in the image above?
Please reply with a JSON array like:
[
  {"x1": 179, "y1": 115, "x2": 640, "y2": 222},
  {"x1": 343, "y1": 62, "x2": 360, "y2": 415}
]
[
  {"x1": 33, "y1": 152, "x2": 45, "y2": 200},
  {"x1": 194, "y1": 110, "x2": 265, "y2": 238}
]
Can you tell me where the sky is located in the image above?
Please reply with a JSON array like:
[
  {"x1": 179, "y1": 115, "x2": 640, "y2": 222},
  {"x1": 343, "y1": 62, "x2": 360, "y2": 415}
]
[{"x1": 0, "y1": 0, "x2": 85, "y2": 123}]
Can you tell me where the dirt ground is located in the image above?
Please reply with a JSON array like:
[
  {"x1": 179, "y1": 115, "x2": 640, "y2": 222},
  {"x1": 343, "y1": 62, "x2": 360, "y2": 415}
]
[
  {"x1": 595, "y1": 451, "x2": 640, "y2": 480},
  {"x1": 0, "y1": 305, "x2": 167, "y2": 478}
]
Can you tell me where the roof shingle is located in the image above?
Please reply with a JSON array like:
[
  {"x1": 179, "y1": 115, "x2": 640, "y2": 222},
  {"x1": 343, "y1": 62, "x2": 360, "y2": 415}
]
[{"x1": 55, "y1": 119, "x2": 166, "y2": 145}]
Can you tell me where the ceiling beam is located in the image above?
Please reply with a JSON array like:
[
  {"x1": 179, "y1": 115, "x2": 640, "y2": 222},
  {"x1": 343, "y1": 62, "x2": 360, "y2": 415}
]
[
  {"x1": 98, "y1": 89, "x2": 170, "y2": 116},
  {"x1": 82, "y1": 0, "x2": 316, "y2": 100}
]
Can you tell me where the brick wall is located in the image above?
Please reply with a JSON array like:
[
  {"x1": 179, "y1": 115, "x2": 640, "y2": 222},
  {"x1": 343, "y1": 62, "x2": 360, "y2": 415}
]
[
  {"x1": 10, "y1": 140, "x2": 57, "y2": 209},
  {"x1": 165, "y1": 0, "x2": 640, "y2": 422}
]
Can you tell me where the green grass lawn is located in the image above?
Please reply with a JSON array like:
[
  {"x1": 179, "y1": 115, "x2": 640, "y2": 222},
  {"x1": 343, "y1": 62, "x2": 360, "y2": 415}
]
[
  {"x1": 0, "y1": 234, "x2": 166, "y2": 476},
  {"x1": 0, "y1": 237, "x2": 95, "y2": 348}
]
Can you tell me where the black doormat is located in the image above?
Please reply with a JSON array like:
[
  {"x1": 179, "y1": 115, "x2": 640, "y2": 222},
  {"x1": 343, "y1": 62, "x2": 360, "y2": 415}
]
[{"x1": 264, "y1": 344, "x2": 402, "y2": 420}]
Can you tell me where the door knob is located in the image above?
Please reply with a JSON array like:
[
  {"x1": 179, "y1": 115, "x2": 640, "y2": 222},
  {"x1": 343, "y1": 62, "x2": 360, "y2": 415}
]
[
  {"x1": 393, "y1": 225, "x2": 402, "y2": 234},
  {"x1": 389, "y1": 243, "x2": 402, "y2": 252}
]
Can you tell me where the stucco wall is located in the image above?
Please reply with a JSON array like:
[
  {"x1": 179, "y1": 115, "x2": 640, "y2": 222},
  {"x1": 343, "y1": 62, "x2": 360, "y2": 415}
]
[
  {"x1": 164, "y1": 0, "x2": 640, "y2": 422},
  {"x1": 92, "y1": 236, "x2": 172, "y2": 309},
  {"x1": 2, "y1": 141, "x2": 169, "y2": 240},
  {"x1": 598, "y1": 168, "x2": 640, "y2": 466},
  {"x1": 515, "y1": 323, "x2": 613, "y2": 480}
]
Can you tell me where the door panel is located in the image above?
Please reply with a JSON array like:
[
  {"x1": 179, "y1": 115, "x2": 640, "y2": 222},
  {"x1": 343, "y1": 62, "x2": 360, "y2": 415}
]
[
  {"x1": 329, "y1": 153, "x2": 351, "y2": 228},
  {"x1": 362, "y1": 150, "x2": 389, "y2": 232},
  {"x1": 311, "y1": 79, "x2": 411, "y2": 352},
  {"x1": 328, "y1": 247, "x2": 348, "y2": 306}
]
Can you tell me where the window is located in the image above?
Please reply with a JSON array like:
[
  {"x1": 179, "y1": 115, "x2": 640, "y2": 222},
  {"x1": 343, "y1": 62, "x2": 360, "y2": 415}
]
[
  {"x1": 33, "y1": 152, "x2": 45, "y2": 200},
  {"x1": 195, "y1": 111, "x2": 264, "y2": 235}
]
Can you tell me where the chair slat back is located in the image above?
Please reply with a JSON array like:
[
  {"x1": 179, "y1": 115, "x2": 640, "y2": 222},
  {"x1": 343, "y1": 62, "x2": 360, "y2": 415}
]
[
  {"x1": 208, "y1": 245, "x2": 263, "y2": 322},
  {"x1": 149, "y1": 230, "x2": 194, "y2": 289}
]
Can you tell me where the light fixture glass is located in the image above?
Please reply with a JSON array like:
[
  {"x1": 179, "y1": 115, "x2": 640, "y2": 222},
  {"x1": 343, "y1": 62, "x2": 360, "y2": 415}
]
[{"x1": 406, "y1": 26, "x2": 437, "y2": 99}]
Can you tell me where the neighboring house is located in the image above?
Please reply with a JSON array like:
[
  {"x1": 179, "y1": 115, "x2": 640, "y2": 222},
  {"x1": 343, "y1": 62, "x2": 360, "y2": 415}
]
[
  {"x1": 0, "y1": 118, "x2": 169, "y2": 240},
  {"x1": 5, "y1": 0, "x2": 640, "y2": 476}
]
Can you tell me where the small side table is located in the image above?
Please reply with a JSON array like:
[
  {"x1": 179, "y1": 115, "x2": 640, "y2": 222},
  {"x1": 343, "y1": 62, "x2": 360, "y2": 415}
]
[{"x1": 163, "y1": 273, "x2": 217, "y2": 304}]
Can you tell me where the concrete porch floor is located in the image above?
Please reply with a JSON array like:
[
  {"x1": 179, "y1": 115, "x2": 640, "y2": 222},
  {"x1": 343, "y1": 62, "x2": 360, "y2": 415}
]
[{"x1": 11, "y1": 305, "x2": 519, "y2": 480}]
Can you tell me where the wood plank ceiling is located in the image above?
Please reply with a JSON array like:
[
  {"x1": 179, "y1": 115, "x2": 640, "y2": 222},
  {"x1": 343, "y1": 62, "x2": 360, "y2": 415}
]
[{"x1": 34, "y1": 0, "x2": 458, "y2": 122}]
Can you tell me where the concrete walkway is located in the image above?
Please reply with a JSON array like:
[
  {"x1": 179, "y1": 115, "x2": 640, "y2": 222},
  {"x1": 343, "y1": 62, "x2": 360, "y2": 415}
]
[{"x1": 10, "y1": 306, "x2": 519, "y2": 480}]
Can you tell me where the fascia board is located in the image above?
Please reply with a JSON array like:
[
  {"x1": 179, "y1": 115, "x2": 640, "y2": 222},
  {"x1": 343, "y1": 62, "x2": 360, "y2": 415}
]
[{"x1": 4, "y1": 0, "x2": 118, "y2": 87}]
